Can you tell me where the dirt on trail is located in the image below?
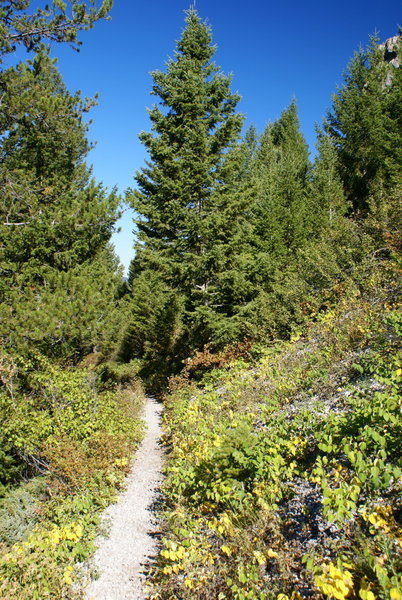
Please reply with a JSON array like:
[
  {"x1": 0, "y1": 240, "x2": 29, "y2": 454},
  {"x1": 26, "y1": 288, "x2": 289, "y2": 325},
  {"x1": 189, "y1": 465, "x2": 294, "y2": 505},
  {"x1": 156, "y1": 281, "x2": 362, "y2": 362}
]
[{"x1": 85, "y1": 397, "x2": 164, "y2": 600}]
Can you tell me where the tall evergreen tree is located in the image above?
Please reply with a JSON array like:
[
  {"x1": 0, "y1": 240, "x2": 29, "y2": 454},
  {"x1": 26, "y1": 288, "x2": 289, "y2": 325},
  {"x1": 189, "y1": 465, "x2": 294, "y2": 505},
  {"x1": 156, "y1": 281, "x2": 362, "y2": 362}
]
[
  {"x1": 308, "y1": 130, "x2": 349, "y2": 231},
  {"x1": 236, "y1": 101, "x2": 318, "y2": 338},
  {"x1": 297, "y1": 131, "x2": 363, "y2": 293},
  {"x1": 0, "y1": 48, "x2": 120, "y2": 359},
  {"x1": 325, "y1": 34, "x2": 401, "y2": 215},
  {"x1": 249, "y1": 101, "x2": 310, "y2": 281},
  {"x1": 125, "y1": 9, "x2": 245, "y2": 362}
]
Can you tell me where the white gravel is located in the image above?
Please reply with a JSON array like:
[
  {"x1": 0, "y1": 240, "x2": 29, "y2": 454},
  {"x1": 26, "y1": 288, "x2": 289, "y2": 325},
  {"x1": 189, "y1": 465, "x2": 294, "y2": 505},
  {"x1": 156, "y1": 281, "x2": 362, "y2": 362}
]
[{"x1": 85, "y1": 397, "x2": 164, "y2": 600}]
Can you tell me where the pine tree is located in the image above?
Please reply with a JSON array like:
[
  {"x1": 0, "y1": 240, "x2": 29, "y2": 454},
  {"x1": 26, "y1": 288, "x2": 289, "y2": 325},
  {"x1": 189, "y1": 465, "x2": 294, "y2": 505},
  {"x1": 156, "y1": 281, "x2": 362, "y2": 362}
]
[
  {"x1": 0, "y1": 0, "x2": 113, "y2": 60},
  {"x1": 0, "y1": 48, "x2": 120, "y2": 359},
  {"x1": 126, "y1": 9, "x2": 245, "y2": 360}
]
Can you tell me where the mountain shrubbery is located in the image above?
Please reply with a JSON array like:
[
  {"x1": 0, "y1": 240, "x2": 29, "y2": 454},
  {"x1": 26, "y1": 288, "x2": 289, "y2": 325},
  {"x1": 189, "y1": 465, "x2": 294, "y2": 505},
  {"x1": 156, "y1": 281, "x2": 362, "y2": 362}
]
[
  {"x1": 0, "y1": 4, "x2": 400, "y2": 597},
  {"x1": 150, "y1": 257, "x2": 401, "y2": 600}
]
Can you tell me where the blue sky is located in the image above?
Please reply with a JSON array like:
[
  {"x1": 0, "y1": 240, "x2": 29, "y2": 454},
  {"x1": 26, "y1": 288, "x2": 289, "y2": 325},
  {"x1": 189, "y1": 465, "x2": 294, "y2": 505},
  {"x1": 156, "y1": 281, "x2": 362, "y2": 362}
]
[{"x1": 6, "y1": 1, "x2": 400, "y2": 272}]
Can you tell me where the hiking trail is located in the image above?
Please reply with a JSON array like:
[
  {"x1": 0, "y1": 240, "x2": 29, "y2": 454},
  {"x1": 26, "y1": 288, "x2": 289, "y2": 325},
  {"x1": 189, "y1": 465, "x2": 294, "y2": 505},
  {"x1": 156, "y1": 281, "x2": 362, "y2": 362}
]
[{"x1": 85, "y1": 397, "x2": 164, "y2": 600}]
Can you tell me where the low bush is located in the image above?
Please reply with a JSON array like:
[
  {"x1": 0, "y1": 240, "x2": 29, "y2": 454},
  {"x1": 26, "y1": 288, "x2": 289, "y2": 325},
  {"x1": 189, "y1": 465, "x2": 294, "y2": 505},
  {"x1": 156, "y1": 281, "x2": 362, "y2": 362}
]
[{"x1": 0, "y1": 350, "x2": 145, "y2": 598}]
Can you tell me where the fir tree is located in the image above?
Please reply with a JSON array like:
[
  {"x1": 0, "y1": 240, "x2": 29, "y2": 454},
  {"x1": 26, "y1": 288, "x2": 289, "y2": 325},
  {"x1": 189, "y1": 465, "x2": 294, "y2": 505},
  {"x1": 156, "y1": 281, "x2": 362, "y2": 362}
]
[
  {"x1": 249, "y1": 101, "x2": 310, "y2": 281},
  {"x1": 237, "y1": 102, "x2": 315, "y2": 338},
  {"x1": 126, "y1": 9, "x2": 245, "y2": 361},
  {"x1": 308, "y1": 130, "x2": 349, "y2": 231},
  {"x1": 326, "y1": 35, "x2": 401, "y2": 215},
  {"x1": 298, "y1": 131, "x2": 362, "y2": 294}
]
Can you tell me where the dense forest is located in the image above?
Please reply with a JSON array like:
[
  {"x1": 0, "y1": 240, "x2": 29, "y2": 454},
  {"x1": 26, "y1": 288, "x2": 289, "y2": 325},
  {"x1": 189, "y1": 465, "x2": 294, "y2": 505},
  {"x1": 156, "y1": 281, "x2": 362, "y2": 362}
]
[{"x1": 0, "y1": 2, "x2": 401, "y2": 599}]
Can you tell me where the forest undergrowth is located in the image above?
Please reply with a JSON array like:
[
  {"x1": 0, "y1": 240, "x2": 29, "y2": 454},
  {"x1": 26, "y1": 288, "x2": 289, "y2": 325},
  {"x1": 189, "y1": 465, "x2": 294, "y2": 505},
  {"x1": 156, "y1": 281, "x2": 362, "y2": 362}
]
[
  {"x1": 150, "y1": 256, "x2": 401, "y2": 600},
  {"x1": 0, "y1": 357, "x2": 144, "y2": 599}
]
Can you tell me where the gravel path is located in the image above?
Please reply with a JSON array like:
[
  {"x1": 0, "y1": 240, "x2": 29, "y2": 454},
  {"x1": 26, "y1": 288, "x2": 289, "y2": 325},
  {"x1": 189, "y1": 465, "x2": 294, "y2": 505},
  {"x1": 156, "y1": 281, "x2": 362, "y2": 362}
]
[{"x1": 85, "y1": 397, "x2": 164, "y2": 600}]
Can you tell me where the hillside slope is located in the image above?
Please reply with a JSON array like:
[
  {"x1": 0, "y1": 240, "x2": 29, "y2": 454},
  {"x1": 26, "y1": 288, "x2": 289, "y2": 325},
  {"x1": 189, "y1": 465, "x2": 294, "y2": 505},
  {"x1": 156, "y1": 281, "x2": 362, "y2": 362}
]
[{"x1": 150, "y1": 257, "x2": 401, "y2": 600}]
